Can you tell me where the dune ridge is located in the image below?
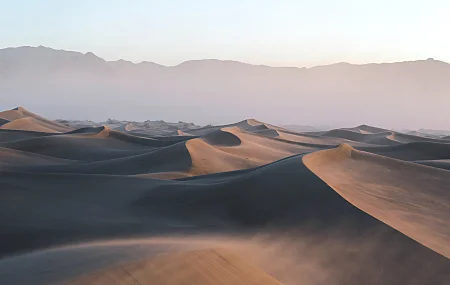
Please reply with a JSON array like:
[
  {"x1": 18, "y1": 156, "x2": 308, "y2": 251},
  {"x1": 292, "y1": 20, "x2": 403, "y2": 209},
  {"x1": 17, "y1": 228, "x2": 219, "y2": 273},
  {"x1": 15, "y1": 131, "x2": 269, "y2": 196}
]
[
  {"x1": 304, "y1": 144, "x2": 450, "y2": 258},
  {"x1": 415, "y1": 159, "x2": 450, "y2": 170},
  {"x1": 0, "y1": 107, "x2": 73, "y2": 133}
]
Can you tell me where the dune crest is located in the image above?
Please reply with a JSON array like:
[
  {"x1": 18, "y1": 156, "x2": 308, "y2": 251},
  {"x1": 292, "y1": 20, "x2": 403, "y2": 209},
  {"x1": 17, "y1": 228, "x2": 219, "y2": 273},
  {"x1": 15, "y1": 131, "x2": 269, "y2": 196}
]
[
  {"x1": 303, "y1": 144, "x2": 450, "y2": 258},
  {"x1": 0, "y1": 107, "x2": 73, "y2": 133}
]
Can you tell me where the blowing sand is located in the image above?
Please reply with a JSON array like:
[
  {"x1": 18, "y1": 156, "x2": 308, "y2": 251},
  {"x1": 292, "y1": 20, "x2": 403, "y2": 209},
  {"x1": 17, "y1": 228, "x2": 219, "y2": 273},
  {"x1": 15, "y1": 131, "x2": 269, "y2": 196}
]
[{"x1": 60, "y1": 248, "x2": 282, "y2": 285}]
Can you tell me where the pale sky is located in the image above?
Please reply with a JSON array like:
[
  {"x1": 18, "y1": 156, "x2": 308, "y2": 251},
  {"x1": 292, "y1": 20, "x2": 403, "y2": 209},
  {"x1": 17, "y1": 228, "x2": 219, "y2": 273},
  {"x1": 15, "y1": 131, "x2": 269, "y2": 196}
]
[{"x1": 1, "y1": 0, "x2": 449, "y2": 67}]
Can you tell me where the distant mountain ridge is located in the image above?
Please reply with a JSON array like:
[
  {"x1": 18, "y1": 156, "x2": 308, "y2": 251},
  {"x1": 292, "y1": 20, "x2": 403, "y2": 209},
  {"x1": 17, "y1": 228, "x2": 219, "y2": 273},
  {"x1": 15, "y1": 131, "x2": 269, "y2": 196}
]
[
  {"x1": 1, "y1": 46, "x2": 450, "y2": 129},
  {"x1": 1, "y1": 45, "x2": 448, "y2": 72}
]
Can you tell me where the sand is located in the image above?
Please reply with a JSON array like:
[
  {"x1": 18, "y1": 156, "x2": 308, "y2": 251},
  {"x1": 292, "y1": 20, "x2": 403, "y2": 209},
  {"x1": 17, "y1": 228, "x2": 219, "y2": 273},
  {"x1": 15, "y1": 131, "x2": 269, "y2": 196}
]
[
  {"x1": 415, "y1": 159, "x2": 450, "y2": 170},
  {"x1": 0, "y1": 107, "x2": 73, "y2": 133},
  {"x1": 1, "y1": 107, "x2": 450, "y2": 285},
  {"x1": 60, "y1": 248, "x2": 282, "y2": 285},
  {"x1": 303, "y1": 144, "x2": 450, "y2": 258}
]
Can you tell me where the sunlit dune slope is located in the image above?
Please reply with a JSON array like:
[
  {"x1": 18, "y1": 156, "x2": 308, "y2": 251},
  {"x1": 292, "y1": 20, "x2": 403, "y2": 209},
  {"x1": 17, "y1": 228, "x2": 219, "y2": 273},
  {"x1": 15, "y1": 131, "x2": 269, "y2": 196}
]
[
  {"x1": 0, "y1": 107, "x2": 73, "y2": 133},
  {"x1": 303, "y1": 144, "x2": 450, "y2": 258}
]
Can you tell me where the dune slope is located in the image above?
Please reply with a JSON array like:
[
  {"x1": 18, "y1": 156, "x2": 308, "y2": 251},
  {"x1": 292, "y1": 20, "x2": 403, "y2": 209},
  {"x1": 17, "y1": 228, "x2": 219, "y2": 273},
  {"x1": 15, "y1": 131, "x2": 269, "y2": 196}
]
[
  {"x1": 304, "y1": 144, "x2": 450, "y2": 258},
  {"x1": 0, "y1": 107, "x2": 73, "y2": 133}
]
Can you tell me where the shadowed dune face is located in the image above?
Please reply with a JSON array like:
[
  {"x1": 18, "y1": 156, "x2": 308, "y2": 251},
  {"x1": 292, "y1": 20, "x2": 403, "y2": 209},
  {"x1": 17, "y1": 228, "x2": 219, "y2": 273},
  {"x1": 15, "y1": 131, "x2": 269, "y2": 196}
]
[
  {"x1": 415, "y1": 159, "x2": 450, "y2": 170},
  {"x1": 0, "y1": 147, "x2": 72, "y2": 166},
  {"x1": 200, "y1": 129, "x2": 242, "y2": 146},
  {"x1": 0, "y1": 134, "x2": 157, "y2": 161},
  {"x1": 0, "y1": 129, "x2": 54, "y2": 143},
  {"x1": 0, "y1": 118, "x2": 10, "y2": 126},
  {"x1": 1, "y1": 107, "x2": 450, "y2": 285},
  {"x1": 358, "y1": 142, "x2": 450, "y2": 161}
]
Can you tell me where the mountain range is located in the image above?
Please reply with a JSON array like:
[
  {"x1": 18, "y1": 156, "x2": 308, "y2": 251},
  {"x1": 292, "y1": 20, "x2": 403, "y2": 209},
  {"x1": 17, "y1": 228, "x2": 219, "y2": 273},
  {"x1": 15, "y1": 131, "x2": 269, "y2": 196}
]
[{"x1": 1, "y1": 46, "x2": 449, "y2": 129}]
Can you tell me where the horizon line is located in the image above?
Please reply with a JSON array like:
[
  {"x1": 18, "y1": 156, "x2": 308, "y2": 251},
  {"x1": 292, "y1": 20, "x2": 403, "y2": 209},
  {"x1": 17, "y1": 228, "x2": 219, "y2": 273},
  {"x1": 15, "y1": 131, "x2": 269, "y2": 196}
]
[{"x1": 1, "y1": 45, "x2": 447, "y2": 69}]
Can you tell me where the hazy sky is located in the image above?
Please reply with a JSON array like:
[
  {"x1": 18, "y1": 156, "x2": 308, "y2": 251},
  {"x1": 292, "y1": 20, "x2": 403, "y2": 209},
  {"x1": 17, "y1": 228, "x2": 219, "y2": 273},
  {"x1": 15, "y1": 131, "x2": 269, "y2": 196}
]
[{"x1": 1, "y1": 0, "x2": 449, "y2": 66}]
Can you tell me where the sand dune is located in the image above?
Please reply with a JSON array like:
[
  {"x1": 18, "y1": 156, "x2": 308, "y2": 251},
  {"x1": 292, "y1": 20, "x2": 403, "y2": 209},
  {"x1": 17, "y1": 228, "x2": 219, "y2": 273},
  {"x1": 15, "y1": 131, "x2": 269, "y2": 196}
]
[
  {"x1": 0, "y1": 118, "x2": 10, "y2": 126},
  {"x1": 0, "y1": 107, "x2": 73, "y2": 133},
  {"x1": 0, "y1": 127, "x2": 184, "y2": 161},
  {"x1": 321, "y1": 129, "x2": 400, "y2": 145},
  {"x1": 0, "y1": 147, "x2": 72, "y2": 166},
  {"x1": 0, "y1": 129, "x2": 55, "y2": 143},
  {"x1": 249, "y1": 128, "x2": 280, "y2": 138},
  {"x1": 0, "y1": 108, "x2": 28, "y2": 121},
  {"x1": 184, "y1": 137, "x2": 260, "y2": 176},
  {"x1": 415, "y1": 159, "x2": 450, "y2": 170},
  {"x1": 345, "y1": 124, "x2": 391, "y2": 134},
  {"x1": 358, "y1": 141, "x2": 450, "y2": 161},
  {"x1": 4, "y1": 127, "x2": 312, "y2": 177},
  {"x1": 304, "y1": 144, "x2": 450, "y2": 258},
  {"x1": 177, "y1": 129, "x2": 195, "y2": 136},
  {"x1": 117, "y1": 122, "x2": 141, "y2": 132},
  {"x1": 0, "y1": 117, "x2": 63, "y2": 133},
  {"x1": 11, "y1": 141, "x2": 192, "y2": 176},
  {"x1": 1, "y1": 107, "x2": 450, "y2": 285},
  {"x1": 183, "y1": 119, "x2": 261, "y2": 136},
  {"x1": 0, "y1": 134, "x2": 153, "y2": 161},
  {"x1": 277, "y1": 130, "x2": 371, "y2": 146},
  {"x1": 387, "y1": 132, "x2": 450, "y2": 144},
  {"x1": 319, "y1": 127, "x2": 449, "y2": 146}
]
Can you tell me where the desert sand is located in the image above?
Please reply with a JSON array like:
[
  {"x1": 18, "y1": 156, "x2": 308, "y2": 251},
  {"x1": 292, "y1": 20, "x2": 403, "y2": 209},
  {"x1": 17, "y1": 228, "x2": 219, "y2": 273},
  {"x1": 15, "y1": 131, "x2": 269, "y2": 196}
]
[
  {"x1": 1, "y1": 107, "x2": 450, "y2": 285},
  {"x1": 59, "y1": 248, "x2": 283, "y2": 285}
]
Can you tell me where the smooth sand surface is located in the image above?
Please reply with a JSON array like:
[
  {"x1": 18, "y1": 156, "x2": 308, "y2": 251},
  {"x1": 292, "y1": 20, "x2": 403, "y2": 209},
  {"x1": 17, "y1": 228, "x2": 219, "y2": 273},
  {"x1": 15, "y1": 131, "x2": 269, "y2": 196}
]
[
  {"x1": 1, "y1": 107, "x2": 450, "y2": 285},
  {"x1": 304, "y1": 144, "x2": 450, "y2": 258}
]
